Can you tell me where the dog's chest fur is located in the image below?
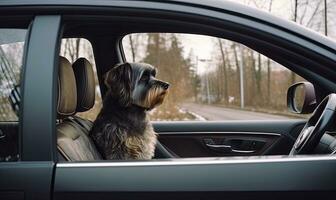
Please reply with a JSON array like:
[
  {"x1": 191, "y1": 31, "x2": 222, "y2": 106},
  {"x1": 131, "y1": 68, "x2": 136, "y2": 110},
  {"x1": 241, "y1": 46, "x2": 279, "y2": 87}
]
[
  {"x1": 90, "y1": 105, "x2": 157, "y2": 160},
  {"x1": 124, "y1": 117, "x2": 157, "y2": 159}
]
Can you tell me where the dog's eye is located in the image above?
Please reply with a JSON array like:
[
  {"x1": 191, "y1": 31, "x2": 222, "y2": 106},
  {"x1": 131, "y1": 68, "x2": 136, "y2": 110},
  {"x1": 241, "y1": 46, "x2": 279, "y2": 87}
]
[{"x1": 140, "y1": 74, "x2": 149, "y2": 82}]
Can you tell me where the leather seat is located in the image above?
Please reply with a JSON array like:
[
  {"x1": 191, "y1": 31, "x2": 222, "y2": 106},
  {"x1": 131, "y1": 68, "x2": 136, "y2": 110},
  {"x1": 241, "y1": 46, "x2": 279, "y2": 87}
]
[
  {"x1": 71, "y1": 58, "x2": 96, "y2": 131},
  {"x1": 56, "y1": 57, "x2": 101, "y2": 161}
]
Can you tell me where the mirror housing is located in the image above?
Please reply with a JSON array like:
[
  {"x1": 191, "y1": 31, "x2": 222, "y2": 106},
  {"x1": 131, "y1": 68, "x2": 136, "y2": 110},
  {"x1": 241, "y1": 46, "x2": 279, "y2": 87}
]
[{"x1": 287, "y1": 82, "x2": 316, "y2": 114}]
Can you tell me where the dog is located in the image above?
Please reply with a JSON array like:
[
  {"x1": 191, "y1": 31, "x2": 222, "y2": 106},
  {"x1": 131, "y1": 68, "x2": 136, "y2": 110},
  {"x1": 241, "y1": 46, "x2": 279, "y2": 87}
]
[{"x1": 90, "y1": 62, "x2": 169, "y2": 160}]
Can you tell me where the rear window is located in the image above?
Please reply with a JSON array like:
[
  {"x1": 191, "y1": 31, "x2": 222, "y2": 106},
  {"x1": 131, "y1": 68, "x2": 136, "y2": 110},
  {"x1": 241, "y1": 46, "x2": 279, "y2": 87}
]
[{"x1": 0, "y1": 28, "x2": 27, "y2": 162}]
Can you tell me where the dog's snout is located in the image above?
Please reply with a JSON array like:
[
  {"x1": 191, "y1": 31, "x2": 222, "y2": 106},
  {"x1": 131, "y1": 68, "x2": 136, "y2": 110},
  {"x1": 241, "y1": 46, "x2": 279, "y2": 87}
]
[
  {"x1": 162, "y1": 82, "x2": 169, "y2": 90},
  {"x1": 153, "y1": 79, "x2": 169, "y2": 90}
]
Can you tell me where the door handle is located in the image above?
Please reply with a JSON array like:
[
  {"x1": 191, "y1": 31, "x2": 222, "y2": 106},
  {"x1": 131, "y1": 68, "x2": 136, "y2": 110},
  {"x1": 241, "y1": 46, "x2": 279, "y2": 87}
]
[
  {"x1": 205, "y1": 144, "x2": 231, "y2": 152},
  {"x1": 205, "y1": 143, "x2": 256, "y2": 154}
]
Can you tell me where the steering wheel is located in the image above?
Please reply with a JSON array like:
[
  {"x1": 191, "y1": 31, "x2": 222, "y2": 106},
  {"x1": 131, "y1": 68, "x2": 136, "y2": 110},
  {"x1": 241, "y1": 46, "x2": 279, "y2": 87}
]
[{"x1": 290, "y1": 93, "x2": 336, "y2": 155}]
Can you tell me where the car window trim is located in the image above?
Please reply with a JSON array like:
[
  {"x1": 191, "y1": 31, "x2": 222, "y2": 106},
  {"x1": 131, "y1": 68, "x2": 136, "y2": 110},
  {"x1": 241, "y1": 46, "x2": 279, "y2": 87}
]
[{"x1": 57, "y1": 155, "x2": 336, "y2": 167}]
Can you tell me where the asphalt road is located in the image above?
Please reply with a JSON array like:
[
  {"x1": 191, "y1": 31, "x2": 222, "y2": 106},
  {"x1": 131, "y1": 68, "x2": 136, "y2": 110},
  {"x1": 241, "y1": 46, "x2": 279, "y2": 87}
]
[{"x1": 181, "y1": 103, "x2": 290, "y2": 120}]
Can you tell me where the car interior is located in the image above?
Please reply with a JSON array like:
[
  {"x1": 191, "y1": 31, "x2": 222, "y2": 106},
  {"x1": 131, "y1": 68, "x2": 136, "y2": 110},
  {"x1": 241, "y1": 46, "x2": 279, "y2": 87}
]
[
  {"x1": 2, "y1": 14, "x2": 336, "y2": 162},
  {"x1": 52, "y1": 16, "x2": 336, "y2": 161}
]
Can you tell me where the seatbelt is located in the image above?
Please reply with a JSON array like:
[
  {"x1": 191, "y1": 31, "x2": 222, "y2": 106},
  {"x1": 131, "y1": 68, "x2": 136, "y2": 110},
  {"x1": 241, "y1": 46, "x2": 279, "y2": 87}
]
[
  {"x1": 57, "y1": 146, "x2": 71, "y2": 161},
  {"x1": 65, "y1": 117, "x2": 90, "y2": 135},
  {"x1": 72, "y1": 116, "x2": 93, "y2": 133}
]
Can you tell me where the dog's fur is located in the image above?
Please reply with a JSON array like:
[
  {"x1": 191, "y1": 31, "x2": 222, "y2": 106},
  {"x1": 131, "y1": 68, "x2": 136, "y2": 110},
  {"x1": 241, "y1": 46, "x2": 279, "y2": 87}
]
[{"x1": 90, "y1": 62, "x2": 169, "y2": 160}]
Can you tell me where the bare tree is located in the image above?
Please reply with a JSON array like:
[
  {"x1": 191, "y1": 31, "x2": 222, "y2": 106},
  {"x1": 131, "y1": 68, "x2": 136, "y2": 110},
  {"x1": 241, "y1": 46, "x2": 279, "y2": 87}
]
[
  {"x1": 218, "y1": 39, "x2": 229, "y2": 104},
  {"x1": 267, "y1": 0, "x2": 273, "y2": 105},
  {"x1": 324, "y1": 0, "x2": 328, "y2": 36},
  {"x1": 75, "y1": 38, "x2": 80, "y2": 59},
  {"x1": 291, "y1": 0, "x2": 298, "y2": 84},
  {"x1": 232, "y1": 43, "x2": 241, "y2": 102},
  {"x1": 128, "y1": 35, "x2": 136, "y2": 62}
]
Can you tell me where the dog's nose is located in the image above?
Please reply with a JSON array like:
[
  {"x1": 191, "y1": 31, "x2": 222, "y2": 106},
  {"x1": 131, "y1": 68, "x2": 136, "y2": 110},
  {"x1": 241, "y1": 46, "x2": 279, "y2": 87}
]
[{"x1": 162, "y1": 82, "x2": 170, "y2": 90}]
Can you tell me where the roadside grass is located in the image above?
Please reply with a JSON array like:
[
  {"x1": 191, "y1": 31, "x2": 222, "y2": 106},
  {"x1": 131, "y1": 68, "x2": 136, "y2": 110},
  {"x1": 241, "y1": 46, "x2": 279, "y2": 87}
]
[
  {"x1": 210, "y1": 103, "x2": 309, "y2": 119},
  {"x1": 149, "y1": 104, "x2": 196, "y2": 121},
  {"x1": 75, "y1": 99, "x2": 308, "y2": 122}
]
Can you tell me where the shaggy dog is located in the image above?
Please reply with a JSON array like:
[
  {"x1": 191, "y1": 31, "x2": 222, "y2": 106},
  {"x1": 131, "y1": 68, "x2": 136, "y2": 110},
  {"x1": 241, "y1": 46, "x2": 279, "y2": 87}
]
[{"x1": 90, "y1": 62, "x2": 169, "y2": 160}]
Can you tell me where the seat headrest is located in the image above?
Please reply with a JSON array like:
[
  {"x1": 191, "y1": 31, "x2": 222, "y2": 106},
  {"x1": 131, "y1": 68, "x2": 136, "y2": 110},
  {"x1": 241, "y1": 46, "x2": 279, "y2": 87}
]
[
  {"x1": 72, "y1": 58, "x2": 95, "y2": 112},
  {"x1": 57, "y1": 56, "x2": 77, "y2": 118}
]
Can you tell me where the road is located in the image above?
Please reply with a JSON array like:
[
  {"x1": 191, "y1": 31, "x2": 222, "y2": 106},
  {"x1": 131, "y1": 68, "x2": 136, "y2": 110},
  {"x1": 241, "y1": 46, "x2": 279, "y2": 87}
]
[{"x1": 181, "y1": 103, "x2": 290, "y2": 120}]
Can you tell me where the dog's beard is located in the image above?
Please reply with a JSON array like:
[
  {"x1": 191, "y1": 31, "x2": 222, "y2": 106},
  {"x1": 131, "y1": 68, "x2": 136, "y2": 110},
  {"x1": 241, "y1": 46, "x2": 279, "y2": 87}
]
[{"x1": 133, "y1": 85, "x2": 168, "y2": 110}]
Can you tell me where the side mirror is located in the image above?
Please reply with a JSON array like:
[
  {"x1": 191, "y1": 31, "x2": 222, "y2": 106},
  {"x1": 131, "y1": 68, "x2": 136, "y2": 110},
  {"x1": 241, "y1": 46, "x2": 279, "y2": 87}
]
[{"x1": 287, "y1": 82, "x2": 316, "y2": 114}]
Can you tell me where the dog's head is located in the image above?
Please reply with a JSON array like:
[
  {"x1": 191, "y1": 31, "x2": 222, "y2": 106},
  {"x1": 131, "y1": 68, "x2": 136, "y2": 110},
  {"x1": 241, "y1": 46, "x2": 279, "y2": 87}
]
[{"x1": 104, "y1": 62, "x2": 169, "y2": 110}]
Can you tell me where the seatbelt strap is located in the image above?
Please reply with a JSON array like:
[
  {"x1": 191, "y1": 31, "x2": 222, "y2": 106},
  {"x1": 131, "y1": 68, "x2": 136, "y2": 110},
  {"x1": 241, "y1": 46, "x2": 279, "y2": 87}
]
[
  {"x1": 57, "y1": 145, "x2": 71, "y2": 161},
  {"x1": 73, "y1": 116, "x2": 93, "y2": 132},
  {"x1": 65, "y1": 117, "x2": 90, "y2": 135}
]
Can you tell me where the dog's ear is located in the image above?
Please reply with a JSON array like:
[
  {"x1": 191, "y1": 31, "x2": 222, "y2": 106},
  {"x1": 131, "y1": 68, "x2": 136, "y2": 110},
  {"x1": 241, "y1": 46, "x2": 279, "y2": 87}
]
[{"x1": 104, "y1": 63, "x2": 132, "y2": 107}]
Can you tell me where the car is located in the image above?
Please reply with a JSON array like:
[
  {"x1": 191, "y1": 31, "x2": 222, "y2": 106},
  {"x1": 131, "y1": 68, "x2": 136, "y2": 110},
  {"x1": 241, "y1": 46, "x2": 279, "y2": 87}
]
[{"x1": 1, "y1": 0, "x2": 336, "y2": 200}]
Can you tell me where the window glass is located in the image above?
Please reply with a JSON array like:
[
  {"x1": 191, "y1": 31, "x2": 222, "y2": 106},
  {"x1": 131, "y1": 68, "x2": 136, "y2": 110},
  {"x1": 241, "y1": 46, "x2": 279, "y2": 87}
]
[
  {"x1": 0, "y1": 28, "x2": 27, "y2": 162},
  {"x1": 60, "y1": 38, "x2": 101, "y2": 121},
  {"x1": 122, "y1": 33, "x2": 308, "y2": 121}
]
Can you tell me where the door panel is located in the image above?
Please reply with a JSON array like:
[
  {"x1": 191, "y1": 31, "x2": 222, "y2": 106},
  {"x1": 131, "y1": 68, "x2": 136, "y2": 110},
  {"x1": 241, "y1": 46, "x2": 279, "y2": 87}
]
[
  {"x1": 158, "y1": 132, "x2": 280, "y2": 157},
  {"x1": 54, "y1": 157, "x2": 336, "y2": 200},
  {"x1": 0, "y1": 162, "x2": 54, "y2": 200},
  {"x1": 154, "y1": 120, "x2": 306, "y2": 157}
]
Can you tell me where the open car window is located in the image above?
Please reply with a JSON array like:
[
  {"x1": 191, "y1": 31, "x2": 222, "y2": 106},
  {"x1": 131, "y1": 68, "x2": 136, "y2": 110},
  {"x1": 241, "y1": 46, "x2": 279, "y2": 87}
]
[{"x1": 122, "y1": 33, "x2": 310, "y2": 121}]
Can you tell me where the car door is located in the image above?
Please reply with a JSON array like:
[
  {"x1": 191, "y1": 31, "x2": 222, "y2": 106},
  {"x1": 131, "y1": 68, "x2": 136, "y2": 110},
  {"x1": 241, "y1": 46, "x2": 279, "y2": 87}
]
[
  {"x1": 52, "y1": 1, "x2": 336, "y2": 200},
  {"x1": 0, "y1": 14, "x2": 61, "y2": 200}
]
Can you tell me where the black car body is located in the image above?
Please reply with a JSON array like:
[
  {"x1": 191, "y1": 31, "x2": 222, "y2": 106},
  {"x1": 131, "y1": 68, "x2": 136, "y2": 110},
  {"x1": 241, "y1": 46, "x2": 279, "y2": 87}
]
[{"x1": 1, "y1": 1, "x2": 336, "y2": 200}]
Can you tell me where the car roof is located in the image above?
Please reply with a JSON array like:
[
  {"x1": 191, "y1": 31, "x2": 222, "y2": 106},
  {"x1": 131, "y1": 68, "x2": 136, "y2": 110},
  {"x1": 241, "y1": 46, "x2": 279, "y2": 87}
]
[{"x1": 1, "y1": 0, "x2": 336, "y2": 52}]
